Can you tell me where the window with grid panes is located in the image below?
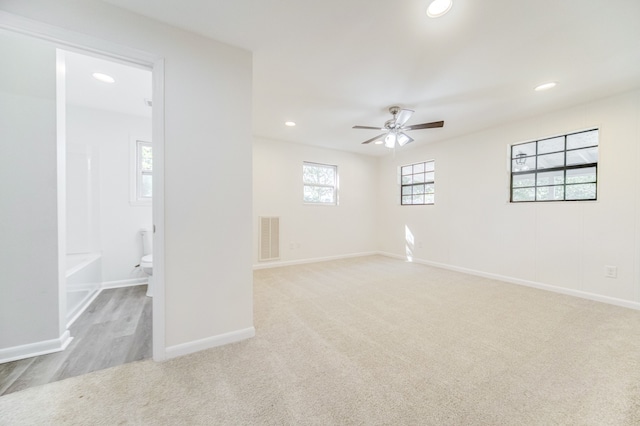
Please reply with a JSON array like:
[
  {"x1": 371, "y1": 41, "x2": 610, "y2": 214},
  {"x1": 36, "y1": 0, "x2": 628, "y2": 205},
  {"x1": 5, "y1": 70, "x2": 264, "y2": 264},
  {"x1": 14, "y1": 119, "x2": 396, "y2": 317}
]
[
  {"x1": 302, "y1": 162, "x2": 338, "y2": 205},
  {"x1": 401, "y1": 161, "x2": 435, "y2": 205},
  {"x1": 136, "y1": 140, "x2": 152, "y2": 201},
  {"x1": 510, "y1": 129, "x2": 598, "y2": 202}
]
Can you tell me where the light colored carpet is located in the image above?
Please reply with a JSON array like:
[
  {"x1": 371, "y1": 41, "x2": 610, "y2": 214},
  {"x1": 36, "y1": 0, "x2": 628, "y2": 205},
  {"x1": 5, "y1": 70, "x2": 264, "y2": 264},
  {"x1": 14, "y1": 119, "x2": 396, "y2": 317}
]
[{"x1": 1, "y1": 255, "x2": 639, "y2": 425}]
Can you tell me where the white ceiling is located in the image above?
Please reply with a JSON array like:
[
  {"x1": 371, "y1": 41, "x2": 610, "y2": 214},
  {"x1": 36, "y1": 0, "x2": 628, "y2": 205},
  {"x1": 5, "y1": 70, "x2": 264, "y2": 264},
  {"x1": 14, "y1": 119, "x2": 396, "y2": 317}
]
[
  {"x1": 65, "y1": 49, "x2": 152, "y2": 118},
  {"x1": 100, "y1": 0, "x2": 640, "y2": 156}
]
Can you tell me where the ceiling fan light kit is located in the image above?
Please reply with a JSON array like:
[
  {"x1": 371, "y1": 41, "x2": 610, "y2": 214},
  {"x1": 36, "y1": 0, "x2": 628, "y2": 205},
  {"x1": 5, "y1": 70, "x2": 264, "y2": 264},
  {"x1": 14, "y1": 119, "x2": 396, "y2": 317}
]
[{"x1": 353, "y1": 106, "x2": 444, "y2": 149}]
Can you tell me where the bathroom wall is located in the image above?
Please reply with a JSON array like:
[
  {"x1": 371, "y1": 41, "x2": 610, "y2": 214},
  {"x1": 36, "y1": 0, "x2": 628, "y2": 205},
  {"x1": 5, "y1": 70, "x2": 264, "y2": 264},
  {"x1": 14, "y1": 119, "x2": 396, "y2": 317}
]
[
  {"x1": 253, "y1": 137, "x2": 378, "y2": 266},
  {"x1": 66, "y1": 105, "x2": 152, "y2": 284},
  {"x1": 0, "y1": 32, "x2": 62, "y2": 352}
]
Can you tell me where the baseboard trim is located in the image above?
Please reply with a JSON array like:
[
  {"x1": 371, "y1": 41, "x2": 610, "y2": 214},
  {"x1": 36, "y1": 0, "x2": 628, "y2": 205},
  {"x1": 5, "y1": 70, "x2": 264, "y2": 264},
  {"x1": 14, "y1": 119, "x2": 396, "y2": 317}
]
[
  {"x1": 253, "y1": 251, "x2": 378, "y2": 270},
  {"x1": 101, "y1": 278, "x2": 148, "y2": 289},
  {"x1": 0, "y1": 330, "x2": 73, "y2": 364},
  {"x1": 378, "y1": 251, "x2": 640, "y2": 311},
  {"x1": 165, "y1": 327, "x2": 255, "y2": 360},
  {"x1": 66, "y1": 288, "x2": 102, "y2": 328}
]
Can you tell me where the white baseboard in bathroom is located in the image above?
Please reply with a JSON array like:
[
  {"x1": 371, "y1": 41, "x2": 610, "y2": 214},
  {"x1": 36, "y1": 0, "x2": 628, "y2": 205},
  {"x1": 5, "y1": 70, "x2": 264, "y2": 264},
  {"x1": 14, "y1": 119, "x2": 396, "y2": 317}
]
[
  {"x1": 253, "y1": 251, "x2": 378, "y2": 270},
  {"x1": 101, "y1": 278, "x2": 148, "y2": 289},
  {"x1": 67, "y1": 288, "x2": 102, "y2": 328},
  {"x1": 165, "y1": 327, "x2": 255, "y2": 360},
  {"x1": 0, "y1": 331, "x2": 73, "y2": 364}
]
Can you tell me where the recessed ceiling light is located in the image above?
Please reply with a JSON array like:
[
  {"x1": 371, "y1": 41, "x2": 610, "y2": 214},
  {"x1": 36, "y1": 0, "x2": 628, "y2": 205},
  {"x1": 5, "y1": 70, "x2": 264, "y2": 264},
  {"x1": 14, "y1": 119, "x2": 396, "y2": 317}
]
[
  {"x1": 92, "y1": 72, "x2": 115, "y2": 83},
  {"x1": 427, "y1": 0, "x2": 453, "y2": 18},
  {"x1": 534, "y1": 81, "x2": 557, "y2": 91},
  {"x1": 285, "y1": 121, "x2": 296, "y2": 127}
]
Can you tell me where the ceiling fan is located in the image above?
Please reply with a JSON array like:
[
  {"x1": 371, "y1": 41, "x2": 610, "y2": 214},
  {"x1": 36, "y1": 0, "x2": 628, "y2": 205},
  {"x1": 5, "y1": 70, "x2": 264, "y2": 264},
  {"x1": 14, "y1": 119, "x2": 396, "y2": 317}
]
[{"x1": 353, "y1": 106, "x2": 444, "y2": 148}]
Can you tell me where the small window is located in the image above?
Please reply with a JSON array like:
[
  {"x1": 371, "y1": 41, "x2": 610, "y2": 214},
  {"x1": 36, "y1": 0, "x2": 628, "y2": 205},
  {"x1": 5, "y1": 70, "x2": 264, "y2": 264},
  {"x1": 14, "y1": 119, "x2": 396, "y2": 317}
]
[
  {"x1": 303, "y1": 162, "x2": 337, "y2": 205},
  {"x1": 510, "y1": 129, "x2": 598, "y2": 202},
  {"x1": 401, "y1": 160, "x2": 435, "y2": 205},
  {"x1": 136, "y1": 140, "x2": 152, "y2": 201}
]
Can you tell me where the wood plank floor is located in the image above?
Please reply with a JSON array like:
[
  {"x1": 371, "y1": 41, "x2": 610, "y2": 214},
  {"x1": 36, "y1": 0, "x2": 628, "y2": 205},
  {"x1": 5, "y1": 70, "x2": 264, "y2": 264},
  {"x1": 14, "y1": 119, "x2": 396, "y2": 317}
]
[{"x1": 0, "y1": 285, "x2": 152, "y2": 396}]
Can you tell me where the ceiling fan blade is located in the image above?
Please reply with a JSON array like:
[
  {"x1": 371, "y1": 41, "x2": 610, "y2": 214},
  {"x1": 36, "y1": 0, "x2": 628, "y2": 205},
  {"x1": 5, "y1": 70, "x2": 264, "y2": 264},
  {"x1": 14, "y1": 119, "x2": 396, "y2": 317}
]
[
  {"x1": 361, "y1": 133, "x2": 387, "y2": 144},
  {"x1": 394, "y1": 109, "x2": 414, "y2": 127},
  {"x1": 353, "y1": 125, "x2": 385, "y2": 130},
  {"x1": 404, "y1": 120, "x2": 444, "y2": 131}
]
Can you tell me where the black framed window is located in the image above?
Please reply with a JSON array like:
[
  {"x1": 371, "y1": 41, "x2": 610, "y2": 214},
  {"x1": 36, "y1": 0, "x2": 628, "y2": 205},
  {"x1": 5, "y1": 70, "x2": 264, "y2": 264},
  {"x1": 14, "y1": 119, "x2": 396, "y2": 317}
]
[
  {"x1": 511, "y1": 129, "x2": 598, "y2": 202},
  {"x1": 401, "y1": 161, "x2": 435, "y2": 205}
]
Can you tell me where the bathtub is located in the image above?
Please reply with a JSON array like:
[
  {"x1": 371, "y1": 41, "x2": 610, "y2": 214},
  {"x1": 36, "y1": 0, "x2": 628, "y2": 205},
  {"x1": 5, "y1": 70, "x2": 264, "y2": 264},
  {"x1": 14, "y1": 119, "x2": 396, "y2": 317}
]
[{"x1": 66, "y1": 253, "x2": 102, "y2": 326}]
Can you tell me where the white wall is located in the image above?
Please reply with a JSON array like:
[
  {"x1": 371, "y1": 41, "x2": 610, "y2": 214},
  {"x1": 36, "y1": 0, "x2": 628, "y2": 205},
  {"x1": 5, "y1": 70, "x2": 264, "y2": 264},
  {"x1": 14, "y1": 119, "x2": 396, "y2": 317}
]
[
  {"x1": 66, "y1": 105, "x2": 152, "y2": 284},
  {"x1": 377, "y1": 90, "x2": 640, "y2": 306},
  {"x1": 1, "y1": 0, "x2": 253, "y2": 354},
  {"x1": 0, "y1": 33, "x2": 61, "y2": 350},
  {"x1": 253, "y1": 137, "x2": 378, "y2": 266}
]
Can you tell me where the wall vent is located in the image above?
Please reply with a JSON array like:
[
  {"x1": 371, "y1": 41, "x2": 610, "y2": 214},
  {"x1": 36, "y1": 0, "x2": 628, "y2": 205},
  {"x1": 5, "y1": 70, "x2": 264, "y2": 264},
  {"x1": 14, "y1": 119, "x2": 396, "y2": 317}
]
[{"x1": 259, "y1": 217, "x2": 280, "y2": 261}]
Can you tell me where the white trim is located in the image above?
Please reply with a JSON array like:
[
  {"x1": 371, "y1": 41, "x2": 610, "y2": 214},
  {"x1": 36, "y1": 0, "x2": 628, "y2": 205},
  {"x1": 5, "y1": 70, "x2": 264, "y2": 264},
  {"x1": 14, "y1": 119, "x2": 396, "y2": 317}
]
[
  {"x1": 66, "y1": 289, "x2": 102, "y2": 328},
  {"x1": 101, "y1": 278, "x2": 148, "y2": 289},
  {"x1": 378, "y1": 252, "x2": 640, "y2": 311},
  {"x1": 56, "y1": 48, "x2": 68, "y2": 342},
  {"x1": 151, "y1": 58, "x2": 166, "y2": 362},
  {"x1": 0, "y1": 331, "x2": 73, "y2": 364},
  {"x1": 0, "y1": 11, "x2": 157, "y2": 67},
  {"x1": 253, "y1": 251, "x2": 378, "y2": 270},
  {"x1": 165, "y1": 327, "x2": 255, "y2": 360},
  {"x1": 0, "y1": 11, "x2": 167, "y2": 363}
]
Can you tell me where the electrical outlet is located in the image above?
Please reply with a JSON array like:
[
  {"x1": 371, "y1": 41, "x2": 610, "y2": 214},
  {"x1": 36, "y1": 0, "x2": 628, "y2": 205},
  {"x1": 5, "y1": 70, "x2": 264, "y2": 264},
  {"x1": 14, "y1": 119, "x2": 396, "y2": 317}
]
[
  {"x1": 605, "y1": 266, "x2": 618, "y2": 279},
  {"x1": 289, "y1": 242, "x2": 294, "y2": 250}
]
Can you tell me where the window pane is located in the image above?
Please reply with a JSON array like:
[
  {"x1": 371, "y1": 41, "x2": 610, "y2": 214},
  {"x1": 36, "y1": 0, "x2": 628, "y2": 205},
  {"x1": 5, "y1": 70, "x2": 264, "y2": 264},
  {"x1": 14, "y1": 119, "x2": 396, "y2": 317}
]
[
  {"x1": 537, "y1": 152, "x2": 564, "y2": 170},
  {"x1": 303, "y1": 164, "x2": 335, "y2": 185},
  {"x1": 536, "y1": 170, "x2": 564, "y2": 186},
  {"x1": 425, "y1": 194, "x2": 435, "y2": 204},
  {"x1": 538, "y1": 137, "x2": 564, "y2": 154},
  {"x1": 402, "y1": 161, "x2": 435, "y2": 206},
  {"x1": 566, "y1": 166, "x2": 596, "y2": 184},
  {"x1": 513, "y1": 173, "x2": 535, "y2": 188},
  {"x1": 566, "y1": 147, "x2": 598, "y2": 166},
  {"x1": 141, "y1": 174, "x2": 152, "y2": 198},
  {"x1": 567, "y1": 130, "x2": 598, "y2": 150},
  {"x1": 566, "y1": 183, "x2": 596, "y2": 200},
  {"x1": 425, "y1": 183, "x2": 435, "y2": 194},
  {"x1": 512, "y1": 142, "x2": 536, "y2": 158},
  {"x1": 303, "y1": 185, "x2": 335, "y2": 203},
  {"x1": 536, "y1": 185, "x2": 564, "y2": 201},
  {"x1": 140, "y1": 145, "x2": 153, "y2": 171},
  {"x1": 512, "y1": 158, "x2": 533, "y2": 173},
  {"x1": 512, "y1": 187, "x2": 535, "y2": 202}
]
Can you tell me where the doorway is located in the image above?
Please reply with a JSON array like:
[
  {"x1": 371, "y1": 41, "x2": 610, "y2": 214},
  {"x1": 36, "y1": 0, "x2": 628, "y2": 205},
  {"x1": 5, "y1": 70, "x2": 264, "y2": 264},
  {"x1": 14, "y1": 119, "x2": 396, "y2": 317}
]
[{"x1": 0, "y1": 25, "x2": 165, "y2": 394}]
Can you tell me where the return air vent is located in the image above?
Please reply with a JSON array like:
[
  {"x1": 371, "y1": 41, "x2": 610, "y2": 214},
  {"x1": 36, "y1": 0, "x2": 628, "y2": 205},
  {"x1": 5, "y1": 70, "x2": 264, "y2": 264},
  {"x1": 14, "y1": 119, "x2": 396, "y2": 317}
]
[{"x1": 259, "y1": 217, "x2": 280, "y2": 261}]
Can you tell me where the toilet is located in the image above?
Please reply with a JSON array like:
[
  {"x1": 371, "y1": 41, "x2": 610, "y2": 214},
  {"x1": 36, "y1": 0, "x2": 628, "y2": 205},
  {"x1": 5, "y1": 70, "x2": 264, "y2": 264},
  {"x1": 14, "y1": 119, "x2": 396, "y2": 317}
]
[
  {"x1": 140, "y1": 229, "x2": 153, "y2": 297},
  {"x1": 140, "y1": 254, "x2": 153, "y2": 297}
]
